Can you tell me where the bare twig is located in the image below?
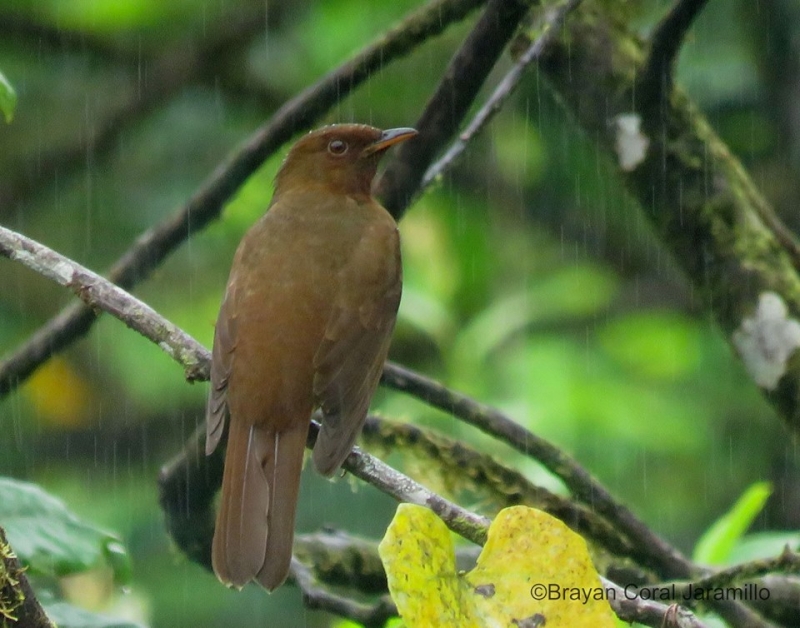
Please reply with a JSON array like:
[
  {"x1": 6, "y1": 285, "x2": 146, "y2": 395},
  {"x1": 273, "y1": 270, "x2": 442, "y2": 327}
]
[
  {"x1": 375, "y1": 0, "x2": 538, "y2": 218},
  {"x1": 0, "y1": 0, "x2": 487, "y2": 398},
  {"x1": 421, "y1": 0, "x2": 582, "y2": 189},
  {"x1": 333, "y1": 422, "x2": 492, "y2": 544},
  {"x1": 289, "y1": 558, "x2": 396, "y2": 628},
  {"x1": 0, "y1": 225, "x2": 207, "y2": 381},
  {"x1": 600, "y1": 578, "x2": 709, "y2": 628},
  {"x1": 637, "y1": 0, "x2": 711, "y2": 111}
]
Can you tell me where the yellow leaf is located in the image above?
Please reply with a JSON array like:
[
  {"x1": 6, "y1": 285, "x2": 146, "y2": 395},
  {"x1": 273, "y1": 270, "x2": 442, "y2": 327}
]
[
  {"x1": 23, "y1": 357, "x2": 93, "y2": 428},
  {"x1": 380, "y1": 504, "x2": 616, "y2": 628},
  {"x1": 379, "y1": 503, "x2": 478, "y2": 627}
]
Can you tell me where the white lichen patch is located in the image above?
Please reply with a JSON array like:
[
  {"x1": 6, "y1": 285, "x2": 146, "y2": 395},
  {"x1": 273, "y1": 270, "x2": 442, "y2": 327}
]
[
  {"x1": 614, "y1": 113, "x2": 649, "y2": 172},
  {"x1": 53, "y1": 260, "x2": 74, "y2": 284},
  {"x1": 732, "y1": 292, "x2": 800, "y2": 390},
  {"x1": 11, "y1": 248, "x2": 36, "y2": 268}
]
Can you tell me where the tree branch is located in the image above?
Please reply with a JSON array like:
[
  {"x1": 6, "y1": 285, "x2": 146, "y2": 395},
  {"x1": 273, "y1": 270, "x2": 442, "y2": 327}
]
[
  {"x1": 0, "y1": 225, "x2": 207, "y2": 382},
  {"x1": 380, "y1": 362, "x2": 689, "y2": 578},
  {"x1": 537, "y1": 0, "x2": 800, "y2": 443},
  {"x1": 637, "y1": 0, "x2": 711, "y2": 112},
  {"x1": 0, "y1": 0, "x2": 487, "y2": 398},
  {"x1": 375, "y1": 0, "x2": 538, "y2": 218},
  {"x1": 289, "y1": 558, "x2": 396, "y2": 628},
  {"x1": 0, "y1": 526, "x2": 55, "y2": 628},
  {"x1": 360, "y1": 416, "x2": 638, "y2": 561},
  {"x1": 421, "y1": 0, "x2": 582, "y2": 189}
]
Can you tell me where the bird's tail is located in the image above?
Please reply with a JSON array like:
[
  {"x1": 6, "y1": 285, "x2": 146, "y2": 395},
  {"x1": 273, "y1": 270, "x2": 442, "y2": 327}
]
[{"x1": 212, "y1": 418, "x2": 308, "y2": 591}]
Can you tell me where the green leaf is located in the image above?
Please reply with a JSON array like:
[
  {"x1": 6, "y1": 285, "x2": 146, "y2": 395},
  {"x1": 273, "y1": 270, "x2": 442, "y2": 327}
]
[
  {"x1": 42, "y1": 600, "x2": 145, "y2": 628},
  {"x1": 599, "y1": 311, "x2": 703, "y2": 380},
  {"x1": 0, "y1": 477, "x2": 131, "y2": 582},
  {"x1": 693, "y1": 482, "x2": 772, "y2": 565},
  {"x1": 729, "y1": 531, "x2": 800, "y2": 563},
  {"x1": 0, "y1": 70, "x2": 17, "y2": 123}
]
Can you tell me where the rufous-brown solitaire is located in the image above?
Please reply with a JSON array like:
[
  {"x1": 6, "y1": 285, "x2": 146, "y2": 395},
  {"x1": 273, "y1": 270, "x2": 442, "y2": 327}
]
[{"x1": 205, "y1": 124, "x2": 417, "y2": 591}]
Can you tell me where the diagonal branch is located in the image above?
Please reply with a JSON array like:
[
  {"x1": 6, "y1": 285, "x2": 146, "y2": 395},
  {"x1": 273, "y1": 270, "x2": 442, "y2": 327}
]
[
  {"x1": 637, "y1": 0, "x2": 711, "y2": 111},
  {"x1": 380, "y1": 362, "x2": 689, "y2": 578},
  {"x1": 375, "y1": 0, "x2": 539, "y2": 218},
  {"x1": 421, "y1": 0, "x2": 582, "y2": 189},
  {"x1": 0, "y1": 225, "x2": 207, "y2": 382},
  {"x1": 360, "y1": 415, "x2": 638, "y2": 560}
]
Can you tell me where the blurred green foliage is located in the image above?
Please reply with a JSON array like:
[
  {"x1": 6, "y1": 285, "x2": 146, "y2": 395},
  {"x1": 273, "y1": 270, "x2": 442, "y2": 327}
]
[
  {"x1": 0, "y1": 477, "x2": 130, "y2": 581},
  {"x1": 693, "y1": 482, "x2": 772, "y2": 566},
  {"x1": 0, "y1": 0, "x2": 797, "y2": 626},
  {"x1": 0, "y1": 70, "x2": 15, "y2": 123}
]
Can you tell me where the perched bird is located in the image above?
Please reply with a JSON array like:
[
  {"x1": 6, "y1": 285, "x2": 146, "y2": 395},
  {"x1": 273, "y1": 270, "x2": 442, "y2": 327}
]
[{"x1": 205, "y1": 124, "x2": 417, "y2": 591}]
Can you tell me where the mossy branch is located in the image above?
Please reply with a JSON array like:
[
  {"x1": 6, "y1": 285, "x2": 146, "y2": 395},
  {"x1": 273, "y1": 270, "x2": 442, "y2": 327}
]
[{"x1": 537, "y1": 3, "x2": 800, "y2": 436}]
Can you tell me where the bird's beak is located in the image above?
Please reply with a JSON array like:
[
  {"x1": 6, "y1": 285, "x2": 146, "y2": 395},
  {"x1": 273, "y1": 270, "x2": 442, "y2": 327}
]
[{"x1": 362, "y1": 127, "x2": 418, "y2": 156}]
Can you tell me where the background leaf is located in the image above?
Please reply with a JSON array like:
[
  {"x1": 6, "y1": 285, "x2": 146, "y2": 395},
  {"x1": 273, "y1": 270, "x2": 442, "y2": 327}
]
[
  {"x1": 0, "y1": 477, "x2": 131, "y2": 582},
  {"x1": 693, "y1": 482, "x2": 773, "y2": 565},
  {"x1": 42, "y1": 599, "x2": 146, "y2": 628},
  {"x1": 0, "y1": 70, "x2": 16, "y2": 123}
]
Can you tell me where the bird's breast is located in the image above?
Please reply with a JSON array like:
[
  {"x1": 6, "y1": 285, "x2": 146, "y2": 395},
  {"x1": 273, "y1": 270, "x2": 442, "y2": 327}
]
[{"x1": 225, "y1": 194, "x2": 393, "y2": 429}]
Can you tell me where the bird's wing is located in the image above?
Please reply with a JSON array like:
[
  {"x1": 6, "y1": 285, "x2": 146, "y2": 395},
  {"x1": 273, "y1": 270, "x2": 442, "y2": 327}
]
[
  {"x1": 312, "y1": 219, "x2": 401, "y2": 476},
  {"x1": 205, "y1": 281, "x2": 237, "y2": 455}
]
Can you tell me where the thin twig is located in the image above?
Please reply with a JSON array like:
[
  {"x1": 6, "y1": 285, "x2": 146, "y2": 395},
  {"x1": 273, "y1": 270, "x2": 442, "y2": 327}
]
[
  {"x1": 289, "y1": 558, "x2": 396, "y2": 628},
  {"x1": 600, "y1": 578, "x2": 709, "y2": 628},
  {"x1": 637, "y1": 0, "x2": 711, "y2": 111},
  {"x1": 0, "y1": 0, "x2": 487, "y2": 398},
  {"x1": 375, "y1": 0, "x2": 538, "y2": 217},
  {"x1": 421, "y1": 0, "x2": 582, "y2": 189},
  {"x1": 643, "y1": 547, "x2": 800, "y2": 603},
  {"x1": 333, "y1": 423, "x2": 492, "y2": 544}
]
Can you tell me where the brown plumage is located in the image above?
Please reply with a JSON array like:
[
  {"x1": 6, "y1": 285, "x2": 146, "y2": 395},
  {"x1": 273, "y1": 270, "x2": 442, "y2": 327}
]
[{"x1": 205, "y1": 124, "x2": 417, "y2": 591}]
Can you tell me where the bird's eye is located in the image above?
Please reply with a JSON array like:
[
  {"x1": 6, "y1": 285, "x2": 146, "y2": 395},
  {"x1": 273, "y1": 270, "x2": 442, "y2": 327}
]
[{"x1": 327, "y1": 139, "x2": 348, "y2": 156}]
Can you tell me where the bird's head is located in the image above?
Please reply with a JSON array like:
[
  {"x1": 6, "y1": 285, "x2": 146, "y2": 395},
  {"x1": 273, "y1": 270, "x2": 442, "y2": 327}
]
[{"x1": 274, "y1": 124, "x2": 417, "y2": 198}]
